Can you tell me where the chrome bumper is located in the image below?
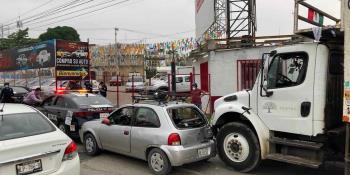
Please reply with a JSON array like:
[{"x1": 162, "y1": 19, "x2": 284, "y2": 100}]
[{"x1": 160, "y1": 140, "x2": 216, "y2": 166}]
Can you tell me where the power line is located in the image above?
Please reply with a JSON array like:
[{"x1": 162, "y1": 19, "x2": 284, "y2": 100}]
[
  {"x1": 24, "y1": 0, "x2": 119, "y2": 27},
  {"x1": 23, "y1": 0, "x2": 95, "y2": 26},
  {"x1": 28, "y1": 0, "x2": 135, "y2": 30},
  {"x1": 0, "y1": 0, "x2": 56, "y2": 24},
  {"x1": 3, "y1": 0, "x2": 82, "y2": 27}
]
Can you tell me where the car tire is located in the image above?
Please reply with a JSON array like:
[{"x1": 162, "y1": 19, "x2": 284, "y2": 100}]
[
  {"x1": 84, "y1": 133, "x2": 101, "y2": 156},
  {"x1": 147, "y1": 148, "x2": 172, "y2": 175},
  {"x1": 58, "y1": 123, "x2": 67, "y2": 134},
  {"x1": 217, "y1": 122, "x2": 261, "y2": 173}
]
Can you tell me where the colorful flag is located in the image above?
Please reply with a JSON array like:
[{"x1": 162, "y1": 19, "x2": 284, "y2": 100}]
[{"x1": 308, "y1": 8, "x2": 324, "y2": 25}]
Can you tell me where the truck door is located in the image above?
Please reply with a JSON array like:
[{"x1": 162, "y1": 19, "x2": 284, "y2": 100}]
[{"x1": 258, "y1": 50, "x2": 315, "y2": 136}]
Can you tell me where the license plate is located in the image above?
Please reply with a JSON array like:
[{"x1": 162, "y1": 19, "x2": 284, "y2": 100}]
[
  {"x1": 16, "y1": 159, "x2": 42, "y2": 175},
  {"x1": 100, "y1": 113, "x2": 109, "y2": 119},
  {"x1": 198, "y1": 147, "x2": 210, "y2": 158},
  {"x1": 70, "y1": 125, "x2": 76, "y2": 131}
]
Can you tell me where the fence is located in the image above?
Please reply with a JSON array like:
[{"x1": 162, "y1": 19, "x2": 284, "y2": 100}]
[
  {"x1": 237, "y1": 59, "x2": 261, "y2": 91},
  {"x1": 107, "y1": 73, "x2": 213, "y2": 114}
]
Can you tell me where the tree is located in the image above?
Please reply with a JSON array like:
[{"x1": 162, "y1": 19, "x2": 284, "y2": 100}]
[
  {"x1": 0, "y1": 28, "x2": 38, "y2": 50},
  {"x1": 39, "y1": 26, "x2": 80, "y2": 41}
]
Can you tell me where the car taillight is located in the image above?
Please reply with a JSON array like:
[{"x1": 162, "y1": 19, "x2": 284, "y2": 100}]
[
  {"x1": 74, "y1": 111, "x2": 93, "y2": 117},
  {"x1": 62, "y1": 141, "x2": 78, "y2": 161},
  {"x1": 168, "y1": 133, "x2": 181, "y2": 146}
]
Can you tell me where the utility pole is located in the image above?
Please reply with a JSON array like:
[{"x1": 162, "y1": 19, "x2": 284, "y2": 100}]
[
  {"x1": 169, "y1": 48, "x2": 176, "y2": 96},
  {"x1": 1, "y1": 24, "x2": 3, "y2": 38},
  {"x1": 114, "y1": 27, "x2": 119, "y2": 75},
  {"x1": 343, "y1": 0, "x2": 350, "y2": 174}
]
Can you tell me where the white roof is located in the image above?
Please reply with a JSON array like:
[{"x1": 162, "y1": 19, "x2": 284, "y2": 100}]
[{"x1": 0, "y1": 103, "x2": 37, "y2": 115}]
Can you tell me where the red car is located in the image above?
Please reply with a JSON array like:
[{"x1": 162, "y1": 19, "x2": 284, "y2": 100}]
[{"x1": 109, "y1": 76, "x2": 122, "y2": 86}]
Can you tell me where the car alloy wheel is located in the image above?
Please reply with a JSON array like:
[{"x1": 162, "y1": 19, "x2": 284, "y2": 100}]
[
  {"x1": 85, "y1": 137, "x2": 95, "y2": 153},
  {"x1": 223, "y1": 133, "x2": 249, "y2": 162},
  {"x1": 150, "y1": 153, "x2": 164, "y2": 172}
]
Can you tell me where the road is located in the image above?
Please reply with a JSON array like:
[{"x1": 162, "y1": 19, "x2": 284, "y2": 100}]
[
  {"x1": 77, "y1": 143, "x2": 342, "y2": 175},
  {"x1": 96, "y1": 86, "x2": 343, "y2": 175}
]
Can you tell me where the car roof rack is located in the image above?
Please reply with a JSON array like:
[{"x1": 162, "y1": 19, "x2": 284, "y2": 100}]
[{"x1": 133, "y1": 91, "x2": 190, "y2": 106}]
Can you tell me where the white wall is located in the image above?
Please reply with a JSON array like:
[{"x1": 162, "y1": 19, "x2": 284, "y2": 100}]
[{"x1": 208, "y1": 46, "x2": 275, "y2": 97}]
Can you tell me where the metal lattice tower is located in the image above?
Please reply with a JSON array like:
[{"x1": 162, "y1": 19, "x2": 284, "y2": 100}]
[{"x1": 206, "y1": 0, "x2": 256, "y2": 40}]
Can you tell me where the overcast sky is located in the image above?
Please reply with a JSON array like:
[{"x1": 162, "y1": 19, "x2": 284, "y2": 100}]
[{"x1": 0, "y1": 0, "x2": 341, "y2": 45}]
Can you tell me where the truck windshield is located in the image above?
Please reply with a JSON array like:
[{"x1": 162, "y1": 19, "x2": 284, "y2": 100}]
[{"x1": 167, "y1": 106, "x2": 207, "y2": 129}]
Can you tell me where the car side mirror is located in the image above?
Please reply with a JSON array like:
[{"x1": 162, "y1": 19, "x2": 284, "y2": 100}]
[{"x1": 102, "y1": 118, "x2": 111, "y2": 125}]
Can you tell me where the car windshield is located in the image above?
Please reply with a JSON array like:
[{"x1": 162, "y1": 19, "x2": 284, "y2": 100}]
[
  {"x1": 0, "y1": 112, "x2": 56, "y2": 141},
  {"x1": 71, "y1": 95, "x2": 112, "y2": 106},
  {"x1": 167, "y1": 106, "x2": 207, "y2": 129},
  {"x1": 12, "y1": 87, "x2": 29, "y2": 93}
]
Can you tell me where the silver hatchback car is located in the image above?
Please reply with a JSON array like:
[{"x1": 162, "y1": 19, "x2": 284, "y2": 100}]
[{"x1": 80, "y1": 102, "x2": 216, "y2": 175}]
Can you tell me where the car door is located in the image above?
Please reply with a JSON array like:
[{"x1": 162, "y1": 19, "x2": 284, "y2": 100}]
[
  {"x1": 99, "y1": 107, "x2": 134, "y2": 153},
  {"x1": 130, "y1": 107, "x2": 161, "y2": 159},
  {"x1": 37, "y1": 96, "x2": 57, "y2": 123},
  {"x1": 257, "y1": 51, "x2": 315, "y2": 136},
  {"x1": 176, "y1": 76, "x2": 185, "y2": 92},
  {"x1": 53, "y1": 96, "x2": 69, "y2": 120}
]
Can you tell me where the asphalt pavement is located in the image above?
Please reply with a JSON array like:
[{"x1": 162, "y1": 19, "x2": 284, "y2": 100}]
[
  {"x1": 90, "y1": 86, "x2": 343, "y2": 175},
  {"x1": 77, "y1": 142, "x2": 342, "y2": 175}
]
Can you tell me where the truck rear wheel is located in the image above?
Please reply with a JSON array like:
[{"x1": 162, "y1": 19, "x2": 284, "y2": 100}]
[{"x1": 217, "y1": 122, "x2": 261, "y2": 172}]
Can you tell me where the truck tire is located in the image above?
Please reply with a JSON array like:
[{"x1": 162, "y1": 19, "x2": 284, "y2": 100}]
[{"x1": 217, "y1": 122, "x2": 261, "y2": 172}]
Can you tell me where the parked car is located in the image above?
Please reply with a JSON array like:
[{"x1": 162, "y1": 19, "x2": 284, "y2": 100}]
[
  {"x1": 110, "y1": 76, "x2": 123, "y2": 86},
  {"x1": 0, "y1": 103, "x2": 80, "y2": 175},
  {"x1": 80, "y1": 102, "x2": 216, "y2": 175},
  {"x1": 0, "y1": 86, "x2": 30, "y2": 103},
  {"x1": 144, "y1": 75, "x2": 192, "y2": 94},
  {"x1": 125, "y1": 77, "x2": 145, "y2": 92},
  {"x1": 36, "y1": 92, "x2": 114, "y2": 138}
]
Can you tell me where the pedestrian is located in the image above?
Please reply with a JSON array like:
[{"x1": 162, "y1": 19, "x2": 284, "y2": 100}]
[
  {"x1": 84, "y1": 81, "x2": 93, "y2": 93},
  {"x1": 0, "y1": 82, "x2": 14, "y2": 103},
  {"x1": 23, "y1": 87, "x2": 43, "y2": 106},
  {"x1": 191, "y1": 83, "x2": 206, "y2": 110},
  {"x1": 99, "y1": 82, "x2": 107, "y2": 97}
]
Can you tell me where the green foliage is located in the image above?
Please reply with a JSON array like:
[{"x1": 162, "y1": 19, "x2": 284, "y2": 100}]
[
  {"x1": 39, "y1": 26, "x2": 80, "y2": 41},
  {"x1": 0, "y1": 28, "x2": 38, "y2": 50},
  {"x1": 146, "y1": 67, "x2": 157, "y2": 79}
]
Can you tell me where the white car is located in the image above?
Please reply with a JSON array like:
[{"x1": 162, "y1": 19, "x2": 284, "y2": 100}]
[
  {"x1": 0, "y1": 104, "x2": 80, "y2": 175},
  {"x1": 37, "y1": 50, "x2": 51, "y2": 65},
  {"x1": 145, "y1": 75, "x2": 192, "y2": 93},
  {"x1": 72, "y1": 50, "x2": 87, "y2": 58},
  {"x1": 126, "y1": 77, "x2": 145, "y2": 92}
]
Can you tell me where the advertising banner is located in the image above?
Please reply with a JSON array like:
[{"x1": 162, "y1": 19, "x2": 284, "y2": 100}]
[
  {"x1": 0, "y1": 40, "x2": 55, "y2": 71},
  {"x1": 55, "y1": 40, "x2": 89, "y2": 80},
  {"x1": 195, "y1": 0, "x2": 215, "y2": 38}
]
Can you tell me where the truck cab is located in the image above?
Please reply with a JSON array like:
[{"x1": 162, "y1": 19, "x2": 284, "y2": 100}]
[{"x1": 211, "y1": 28, "x2": 345, "y2": 172}]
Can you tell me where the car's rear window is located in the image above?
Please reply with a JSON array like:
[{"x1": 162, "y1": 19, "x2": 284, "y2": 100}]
[
  {"x1": 167, "y1": 106, "x2": 207, "y2": 129},
  {"x1": 0, "y1": 112, "x2": 56, "y2": 141},
  {"x1": 71, "y1": 95, "x2": 113, "y2": 106}
]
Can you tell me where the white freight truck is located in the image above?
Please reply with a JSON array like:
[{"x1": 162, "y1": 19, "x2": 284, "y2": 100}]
[{"x1": 211, "y1": 27, "x2": 345, "y2": 172}]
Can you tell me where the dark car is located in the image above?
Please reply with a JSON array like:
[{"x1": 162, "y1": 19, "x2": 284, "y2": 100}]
[
  {"x1": 0, "y1": 86, "x2": 30, "y2": 103},
  {"x1": 36, "y1": 92, "x2": 114, "y2": 138},
  {"x1": 109, "y1": 76, "x2": 123, "y2": 86}
]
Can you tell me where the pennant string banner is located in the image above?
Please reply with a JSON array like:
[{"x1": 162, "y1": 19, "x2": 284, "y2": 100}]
[{"x1": 90, "y1": 37, "x2": 198, "y2": 62}]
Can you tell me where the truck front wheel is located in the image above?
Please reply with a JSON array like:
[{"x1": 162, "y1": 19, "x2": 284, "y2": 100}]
[{"x1": 217, "y1": 122, "x2": 261, "y2": 172}]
